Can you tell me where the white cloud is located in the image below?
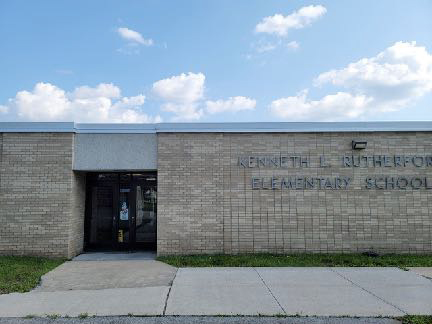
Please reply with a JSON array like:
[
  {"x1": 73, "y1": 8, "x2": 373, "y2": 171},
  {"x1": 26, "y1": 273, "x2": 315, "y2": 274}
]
[
  {"x1": 255, "y1": 5, "x2": 327, "y2": 37},
  {"x1": 117, "y1": 27, "x2": 153, "y2": 46},
  {"x1": 152, "y1": 72, "x2": 205, "y2": 120},
  {"x1": 206, "y1": 96, "x2": 256, "y2": 114},
  {"x1": 153, "y1": 72, "x2": 205, "y2": 103},
  {"x1": 152, "y1": 72, "x2": 254, "y2": 120},
  {"x1": 250, "y1": 39, "x2": 299, "y2": 56},
  {"x1": 71, "y1": 83, "x2": 121, "y2": 99},
  {"x1": 112, "y1": 94, "x2": 146, "y2": 110},
  {"x1": 14, "y1": 83, "x2": 71, "y2": 120},
  {"x1": 1, "y1": 82, "x2": 161, "y2": 123},
  {"x1": 314, "y1": 41, "x2": 432, "y2": 103},
  {"x1": 162, "y1": 103, "x2": 204, "y2": 121},
  {"x1": 0, "y1": 105, "x2": 9, "y2": 114},
  {"x1": 286, "y1": 41, "x2": 299, "y2": 50},
  {"x1": 256, "y1": 42, "x2": 278, "y2": 53},
  {"x1": 271, "y1": 90, "x2": 373, "y2": 121},
  {"x1": 271, "y1": 41, "x2": 432, "y2": 120},
  {"x1": 1, "y1": 73, "x2": 255, "y2": 122}
]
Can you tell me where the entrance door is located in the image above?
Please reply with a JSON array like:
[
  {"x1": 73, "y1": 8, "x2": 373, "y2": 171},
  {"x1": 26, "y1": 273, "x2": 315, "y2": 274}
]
[
  {"x1": 134, "y1": 176, "x2": 157, "y2": 249},
  {"x1": 116, "y1": 186, "x2": 133, "y2": 249},
  {"x1": 85, "y1": 172, "x2": 157, "y2": 251}
]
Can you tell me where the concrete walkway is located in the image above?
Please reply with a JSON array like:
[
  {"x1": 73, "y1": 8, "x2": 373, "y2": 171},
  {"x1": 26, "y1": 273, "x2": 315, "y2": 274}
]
[
  {"x1": 0, "y1": 258, "x2": 431, "y2": 317},
  {"x1": 0, "y1": 252, "x2": 176, "y2": 317},
  {"x1": 34, "y1": 260, "x2": 176, "y2": 291},
  {"x1": 407, "y1": 267, "x2": 432, "y2": 279},
  {"x1": 73, "y1": 251, "x2": 157, "y2": 261},
  {"x1": 165, "y1": 267, "x2": 432, "y2": 316},
  {"x1": 0, "y1": 316, "x2": 401, "y2": 324}
]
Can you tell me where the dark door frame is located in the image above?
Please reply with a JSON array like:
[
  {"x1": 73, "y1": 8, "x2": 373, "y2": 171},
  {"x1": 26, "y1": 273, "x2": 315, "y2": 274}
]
[{"x1": 84, "y1": 171, "x2": 157, "y2": 252}]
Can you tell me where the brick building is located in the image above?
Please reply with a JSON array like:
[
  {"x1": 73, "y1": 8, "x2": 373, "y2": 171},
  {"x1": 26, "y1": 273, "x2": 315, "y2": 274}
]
[{"x1": 1, "y1": 122, "x2": 432, "y2": 258}]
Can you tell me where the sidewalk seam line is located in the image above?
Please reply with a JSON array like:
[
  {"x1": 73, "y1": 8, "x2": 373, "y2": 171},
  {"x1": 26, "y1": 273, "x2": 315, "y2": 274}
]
[
  {"x1": 330, "y1": 268, "x2": 407, "y2": 315},
  {"x1": 163, "y1": 268, "x2": 178, "y2": 315},
  {"x1": 253, "y1": 267, "x2": 287, "y2": 315}
]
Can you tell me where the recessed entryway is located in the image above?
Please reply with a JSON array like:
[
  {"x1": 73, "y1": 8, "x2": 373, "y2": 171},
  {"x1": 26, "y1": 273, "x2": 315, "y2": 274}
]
[
  {"x1": 73, "y1": 251, "x2": 156, "y2": 261},
  {"x1": 84, "y1": 172, "x2": 157, "y2": 252}
]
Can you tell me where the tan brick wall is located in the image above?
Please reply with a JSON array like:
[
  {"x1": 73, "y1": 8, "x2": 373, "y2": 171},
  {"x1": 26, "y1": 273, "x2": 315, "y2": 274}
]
[
  {"x1": 157, "y1": 133, "x2": 225, "y2": 255},
  {"x1": 68, "y1": 171, "x2": 86, "y2": 257},
  {"x1": 0, "y1": 133, "x2": 85, "y2": 258},
  {"x1": 157, "y1": 132, "x2": 432, "y2": 255}
]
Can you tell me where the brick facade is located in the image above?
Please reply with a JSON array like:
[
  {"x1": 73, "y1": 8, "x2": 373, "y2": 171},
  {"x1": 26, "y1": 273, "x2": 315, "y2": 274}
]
[
  {"x1": 157, "y1": 132, "x2": 432, "y2": 255},
  {"x1": 1, "y1": 129, "x2": 432, "y2": 257},
  {"x1": 0, "y1": 133, "x2": 85, "y2": 258}
]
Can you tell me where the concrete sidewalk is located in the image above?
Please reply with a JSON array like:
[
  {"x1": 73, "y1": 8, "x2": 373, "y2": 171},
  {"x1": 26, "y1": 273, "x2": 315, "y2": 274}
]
[
  {"x1": 0, "y1": 287, "x2": 169, "y2": 317},
  {"x1": 0, "y1": 316, "x2": 401, "y2": 324},
  {"x1": 34, "y1": 260, "x2": 176, "y2": 291},
  {"x1": 408, "y1": 267, "x2": 432, "y2": 279},
  {"x1": 165, "y1": 267, "x2": 432, "y2": 316},
  {"x1": 0, "y1": 266, "x2": 432, "y2": 317}
]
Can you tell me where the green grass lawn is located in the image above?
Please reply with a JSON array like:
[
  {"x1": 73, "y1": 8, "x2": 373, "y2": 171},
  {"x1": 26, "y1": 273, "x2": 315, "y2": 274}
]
[
  {"x1": 0, "y1": 256, "x2": 64, "y2": 294},
  {"x1": 399, "y1": 315, "x2": 432, "y2": 324},
  {"x1": 157, "y1": 253, "x2": 432, "y2": 268}
]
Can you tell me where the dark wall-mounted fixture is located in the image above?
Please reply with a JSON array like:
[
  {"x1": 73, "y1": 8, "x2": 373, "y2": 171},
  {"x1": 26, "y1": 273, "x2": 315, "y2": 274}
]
[{"x1": 352, "y1": 140, "x2": 367, "y2": 150}]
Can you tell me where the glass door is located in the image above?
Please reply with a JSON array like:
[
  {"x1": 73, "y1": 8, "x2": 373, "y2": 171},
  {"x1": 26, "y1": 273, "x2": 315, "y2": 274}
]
[
  {"x1": 132, "y1": 173, "x2": 157, "y2": 249},
  {"x1": 135, "y1": 184, "x2": 157, "y2": 246},
  {"x1": 85, "y1": 172, "x2": 157, "y2": 251},
  {"x1": 85, "y1": 173, "x2": 117, "y2": 250},
  {"x1": 116, "y1": 187, "x2": 133, "y2": 248}
]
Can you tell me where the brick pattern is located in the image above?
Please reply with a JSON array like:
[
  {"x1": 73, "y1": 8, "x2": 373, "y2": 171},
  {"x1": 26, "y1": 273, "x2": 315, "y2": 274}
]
[
  {"x1": 68, "y1": 171, "x2": 86, "y2": 257},
  {"x1": 0, "y1": 133, "x2": 85, "y2": 258},
  {"x1": 157, "y1": 132, "x2": 432, "y2": 255},
  {"x1": 157, "y1": 133, "x2": 224, "y2": 255}
]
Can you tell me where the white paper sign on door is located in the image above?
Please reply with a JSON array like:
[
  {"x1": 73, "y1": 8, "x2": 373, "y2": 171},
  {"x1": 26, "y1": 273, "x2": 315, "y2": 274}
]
[{"x1": 120, "y1": 202, "x2": 129, "y2": 220}]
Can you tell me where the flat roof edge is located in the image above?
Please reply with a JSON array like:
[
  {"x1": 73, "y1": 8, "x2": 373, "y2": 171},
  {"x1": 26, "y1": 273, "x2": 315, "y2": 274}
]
[
  {"x1": 0, "y1": 122, "x2": 75, "y2": 132},
  {"x1": 155, "y1": 122, "x2": 432, "y2": 133},
  {"x1": 74, "y1": 123, "x2": 156, "y2": 134},
  {"x1": 1, "y1": 122, "x2": 432, "y2": 133}
]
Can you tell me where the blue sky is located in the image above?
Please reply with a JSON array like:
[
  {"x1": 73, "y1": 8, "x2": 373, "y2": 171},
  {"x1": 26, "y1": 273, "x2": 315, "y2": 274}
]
[{"x1": 0, "y1": 0, "x2": 431, "y2": 123}]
